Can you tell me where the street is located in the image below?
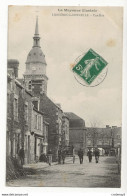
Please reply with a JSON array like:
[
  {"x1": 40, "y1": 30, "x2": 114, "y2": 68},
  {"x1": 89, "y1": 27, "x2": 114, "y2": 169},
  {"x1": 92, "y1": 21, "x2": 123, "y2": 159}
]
[{"x1": 7, "y1": 156, "x2": 120, "y2": 188}]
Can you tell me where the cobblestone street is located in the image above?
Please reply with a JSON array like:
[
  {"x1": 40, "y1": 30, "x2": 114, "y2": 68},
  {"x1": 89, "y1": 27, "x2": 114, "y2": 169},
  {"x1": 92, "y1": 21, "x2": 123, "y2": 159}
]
[{"x1": 7, "y1": 156, "x2": 120, "y2": 188}]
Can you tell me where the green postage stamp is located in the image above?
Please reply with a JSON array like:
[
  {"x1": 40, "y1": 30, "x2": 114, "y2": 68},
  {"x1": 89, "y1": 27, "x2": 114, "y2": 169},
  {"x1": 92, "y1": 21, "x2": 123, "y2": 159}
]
[{"x1": 72, "y1": 49, "x2": 108, "y2": 85}]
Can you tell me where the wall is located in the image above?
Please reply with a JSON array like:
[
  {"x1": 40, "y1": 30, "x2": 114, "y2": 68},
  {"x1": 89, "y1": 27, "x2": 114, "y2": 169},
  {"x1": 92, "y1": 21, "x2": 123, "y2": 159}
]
[
  {"x1": 69, "y1": 128, "x2": 86, "y2": 153},
  {"x1": 7, "y1": 71, "x2": 36, "y2": 164},
  {"x1": 39, "y1": 93, "x2": 63, "y2": 161}
]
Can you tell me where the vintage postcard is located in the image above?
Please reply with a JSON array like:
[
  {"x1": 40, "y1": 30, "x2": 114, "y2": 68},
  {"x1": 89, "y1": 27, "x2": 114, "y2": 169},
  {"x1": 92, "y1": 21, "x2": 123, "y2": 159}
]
[{"x1": 6, "y1": 6, "x2": 122, "y2": 188}]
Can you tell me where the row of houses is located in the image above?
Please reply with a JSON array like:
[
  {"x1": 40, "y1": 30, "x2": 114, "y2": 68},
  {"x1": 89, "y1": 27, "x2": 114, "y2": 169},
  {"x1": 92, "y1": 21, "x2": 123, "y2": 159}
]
[
  {"x1": 7, "y1": 64, "x2": 47, "y2": 164},
  {"x1": 7, "y1": 17, "x2": 121, "y2": 166},
  {"x1": 7, "y1": 64, "x2": 121, "y2": 163},
  {"x1": 66, "y1": 112, "x2": 121, "y2": 155},
  {"x1": 7, "y1": 60, "x2": 70, "y2": 163}
]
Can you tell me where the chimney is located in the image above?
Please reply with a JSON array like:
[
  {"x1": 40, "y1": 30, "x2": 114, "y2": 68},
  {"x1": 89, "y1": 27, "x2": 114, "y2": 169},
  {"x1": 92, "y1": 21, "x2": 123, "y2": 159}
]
[
  {"x1": 112, "y1": 126, "x2": 117, "y2": 128},
  {"x1": 106, "y1": 125, "x2": 110, "y2": 128}
]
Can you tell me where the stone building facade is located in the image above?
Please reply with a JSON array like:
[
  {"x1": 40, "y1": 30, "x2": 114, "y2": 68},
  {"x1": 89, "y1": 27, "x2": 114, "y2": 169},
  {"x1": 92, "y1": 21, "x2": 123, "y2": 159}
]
[
  {"x1": 31, "y1": 108, "x2": 44, "y2": 162},
  {"x1": 7, "y1": 62, "x2": 33, "y2": 163},
  {"x1": 7, "y1": 59, "x2": 48, "y2": 164},
  {"x1": 86, "y1": 126, "x2": 121, "y2": 155},
  {"x1": 65, "y1": 112, "x2": 86, "y2": 153},
  {"x1": 39, "y1": 94, "x2": 68, "y2": 161}
]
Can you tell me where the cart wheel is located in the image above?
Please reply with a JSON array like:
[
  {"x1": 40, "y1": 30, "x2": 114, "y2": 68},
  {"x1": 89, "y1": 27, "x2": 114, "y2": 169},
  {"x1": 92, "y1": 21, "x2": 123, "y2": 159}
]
[{"x1": 73, "y1": 156, "x2": 75, "y2": 163}]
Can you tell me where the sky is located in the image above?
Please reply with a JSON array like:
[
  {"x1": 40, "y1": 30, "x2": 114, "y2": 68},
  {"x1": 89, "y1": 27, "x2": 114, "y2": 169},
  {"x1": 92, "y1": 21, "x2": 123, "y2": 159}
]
[{"x1": 8, "y1": 6, "x2": 123, "y2": 127}]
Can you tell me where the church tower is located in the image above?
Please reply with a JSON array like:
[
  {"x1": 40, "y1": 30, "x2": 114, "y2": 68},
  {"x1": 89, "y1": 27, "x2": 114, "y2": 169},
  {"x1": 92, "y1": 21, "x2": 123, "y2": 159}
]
[{"x1": 24, "y1": 17, "x2": 48, "y2": 96}]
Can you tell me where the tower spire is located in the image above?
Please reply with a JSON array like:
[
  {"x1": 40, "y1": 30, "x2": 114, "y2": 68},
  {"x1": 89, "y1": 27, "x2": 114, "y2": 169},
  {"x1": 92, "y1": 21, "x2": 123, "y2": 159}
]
[
  {"x1": 35, "y1": 16, "x2": 39, "y2": 35},
  {"x1": 33, "y1": 16, "x2": 40, "y2": 47}
]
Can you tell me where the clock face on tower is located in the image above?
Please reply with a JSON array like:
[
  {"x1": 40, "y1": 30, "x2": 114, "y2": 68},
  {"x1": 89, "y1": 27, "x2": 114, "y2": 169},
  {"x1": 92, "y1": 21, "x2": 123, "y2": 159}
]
[{"x1": 32, "y1": 67, "x2": 36, "y2": 71}]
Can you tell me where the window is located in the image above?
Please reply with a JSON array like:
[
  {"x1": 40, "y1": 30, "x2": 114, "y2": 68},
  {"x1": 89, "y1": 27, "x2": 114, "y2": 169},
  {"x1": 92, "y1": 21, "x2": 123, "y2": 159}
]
[
  {"x1": 38, "y1": 115, "x2": 43, "y2": 131},
  {"x1": 41, "y1": 116, "x2": 43, "y2": 131},
  {"x1": 29, "y1": 85, "x2": 31, "y2": 90},
  {"x1": 28, "y1": 81, "x2": 32, "y2": 90},
  {"x1": 38, "y1": 116, "x2": 41, "y2": 130},
  {"x1": 25, "y1": 103, "x2": 28, "y2": 123},
  {"x1": 14, "y1": 97, "x2": 18, "y2": 120},
  {"x1": 104, "y1": 140, "x2": 108, "y2": 145},
  {"x1": 34, "y1": 114, "x2": 38, "y2": 129},
  {"x1": 42, "y1": 81, "x2": 45, "y2": 92},
  {"x1": 16, "y1": 133, "x2": 21, "y2": 154},
  {"x1": 98, "y1": 140, "x2": 102, "y2": 145},
  {"x1": 87, "y1": 133, "x2": 91, "y2": 137},
  {"x1": 59, "y1": 119, "x2": 62, "y2": 134},
  {"x1": 37, "y1": 115, "x2": 38, "y2": 129},
  {"x1": 87, "y1": 139, "x2": 92, "y2": 145},
  {"x1": 44, "y1": 125, "x2": 48, "y2": 142}
]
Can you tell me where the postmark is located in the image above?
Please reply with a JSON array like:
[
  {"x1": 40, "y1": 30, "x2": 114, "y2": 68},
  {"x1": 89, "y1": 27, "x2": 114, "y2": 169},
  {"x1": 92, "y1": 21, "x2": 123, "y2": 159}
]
[{"x1": 72, "y1": 49, "x2": 108, "y2": 87}]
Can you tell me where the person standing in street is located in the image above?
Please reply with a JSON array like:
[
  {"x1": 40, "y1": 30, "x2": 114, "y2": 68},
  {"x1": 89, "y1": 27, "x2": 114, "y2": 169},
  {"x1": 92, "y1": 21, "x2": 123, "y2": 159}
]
[
  {"x1": 58, "y1": 148, "x2": 62, "y2": 164},
  {"x1": 47, "y1": 149, "x2": 52, "y2": 166},
  {"x1": 61, "y1": 148, "x2": 66, "y2": 164},
  {"x1": 94, "y1": 148, "x2": 100, "y2": 163},
  {"x1": 18, "y1": 147, "x2": 25, "y2": 165},
  {"x1": 87, "y1": 149, "x2": 93, "y2": 163},
  {"x1": 78, "y1": 148, "x2": 84, "y2": 164}
]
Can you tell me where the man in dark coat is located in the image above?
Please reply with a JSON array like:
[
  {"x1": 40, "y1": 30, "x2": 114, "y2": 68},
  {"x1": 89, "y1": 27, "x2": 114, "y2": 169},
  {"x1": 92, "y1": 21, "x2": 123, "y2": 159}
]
[
  {"x1": 18, "y1": 147, "x2": 24, "y2": 165},
  {"x1": 87, "y1": 149, "x2": 93, "y2": 163},
  {"x1": 61, "y1": 149, "x2": 66, "y2": 164},
  {"x1": 58, "y1": 149, "x2": 62, "y2": 164},
  {"x1": 94, "y1": 148, "x2": 100, "y2": 163},
  {"x1": 47, "y1": 149, "x2": 52, "y2": 166},
  {"x1": 78, "y1": 148, "x2": 84, "y2": 164}
]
